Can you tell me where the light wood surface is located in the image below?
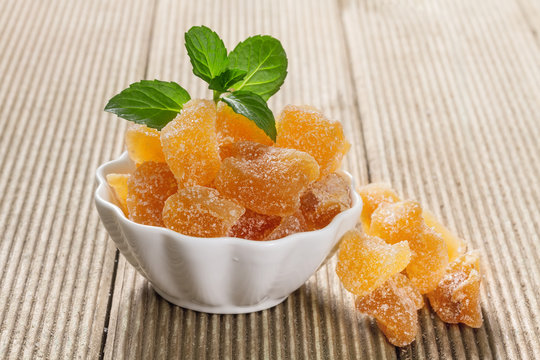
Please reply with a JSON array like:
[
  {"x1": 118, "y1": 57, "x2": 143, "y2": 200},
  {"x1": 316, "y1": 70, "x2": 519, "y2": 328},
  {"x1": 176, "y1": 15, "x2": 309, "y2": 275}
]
[{"x1": 1, "y1": 0, "x2": 539, "y2": 358}]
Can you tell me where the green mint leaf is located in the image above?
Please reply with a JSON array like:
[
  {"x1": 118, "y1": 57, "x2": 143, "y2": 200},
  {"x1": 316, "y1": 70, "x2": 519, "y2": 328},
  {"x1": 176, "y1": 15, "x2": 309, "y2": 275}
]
[
  {"x1": 104, "y1": 80, "x2": 190, "y2": 130},
  {"x1": 185, "y1": 25, "x2": 228, "y2": 83},
  {"x1": 228, "y1": 35, "x2": 287, "y2": 101},
  {"x1": 221, "y1": 91, "x2": 276, "y2": 141},
  {"x1": 208, "y1": 69, "x2": 247, "y2": 92}
]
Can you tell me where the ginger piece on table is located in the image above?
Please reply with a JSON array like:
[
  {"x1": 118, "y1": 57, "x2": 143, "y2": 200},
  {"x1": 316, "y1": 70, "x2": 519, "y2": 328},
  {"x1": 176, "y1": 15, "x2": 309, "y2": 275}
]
[
  {"x1": 160, "y1": 99, "x2": 221, "y2": 187},
  {"x1": 336, "y1": 230, "x2": 411, "y2": 297},
  {"x1": 371, "y1": 201, "x2": 449, "y2": 294},
  {"x1": 276, "y1": 105, "x2": 350, "y2": 178},
  {"x1": 357, "y1": 183, "x2": 399, "y2": 231},
  {"x1": 214, "y1": 141, "x2": 319, "y2": 216},
  {"x1": 423, "y1": 210, "x2": 467, "y2": 262},
  {"x1": 126, "y1": 162, "x2": 177, "y2": 227},
  {"x1": 163, "y1": 186, "x2": 245, "y2": 238},
  {"x1": 228, "y1": 209, "x2": 281, "y2": 240},
  {"x1": 356, "y1": 273, "x2": 423, "y2": 347},
  {"x1": 216, "y1": 102, "x2": 273, "y2": 148},
  {"x1": 300, "y1": 172, "x2": 352, "y2": 230},
  {"x1": 125, "y1": 123, "x2": 165, "y2": 164},
  {"x1": 427, "y1": 251, "x2": 483, "y2": 327},
  {"x1": 106, "y1": 173, "x2": 130, "y2": 215}
]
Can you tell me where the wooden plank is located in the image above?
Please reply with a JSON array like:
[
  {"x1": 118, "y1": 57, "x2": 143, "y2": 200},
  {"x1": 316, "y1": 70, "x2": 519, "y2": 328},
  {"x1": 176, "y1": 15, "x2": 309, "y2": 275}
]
[
  {"x1": 102, "y1": 0, "x2": 389, "y2": 359},
  {"x1": 0, "y1": 0, "x2": 155, "y2": 358},
  {"x1": 340, "y1": 0, "x2": 540, "y2": 358}
]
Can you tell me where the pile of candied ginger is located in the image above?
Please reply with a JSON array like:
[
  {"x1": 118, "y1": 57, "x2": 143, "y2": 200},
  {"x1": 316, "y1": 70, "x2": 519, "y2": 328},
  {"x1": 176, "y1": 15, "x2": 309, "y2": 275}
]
[
  {"x1": 107, "y1": 100, "x2": 352, "y2": 240},
  {"x1": 337, "y1": 183, "x2": 483, "y2": 346}
]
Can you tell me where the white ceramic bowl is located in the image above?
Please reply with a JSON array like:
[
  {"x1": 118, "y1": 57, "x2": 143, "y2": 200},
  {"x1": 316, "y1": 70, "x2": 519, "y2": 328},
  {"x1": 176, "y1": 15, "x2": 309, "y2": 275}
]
[{"x1": 95, "y1": 152, "x2": 362, "y2": 314}]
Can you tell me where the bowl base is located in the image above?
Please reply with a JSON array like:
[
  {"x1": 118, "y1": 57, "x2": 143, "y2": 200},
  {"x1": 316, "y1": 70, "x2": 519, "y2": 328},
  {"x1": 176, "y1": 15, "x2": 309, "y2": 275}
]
[{"x1": 153, "y1": 287, "x2": 289, "y2": 314}]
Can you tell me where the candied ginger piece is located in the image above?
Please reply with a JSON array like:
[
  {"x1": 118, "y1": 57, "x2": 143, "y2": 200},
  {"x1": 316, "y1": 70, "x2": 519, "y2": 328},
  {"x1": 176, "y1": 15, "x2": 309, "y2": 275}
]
[
  {"x1": 216, "y1": 102, "x2": 273, "y2": 147},
  {"x1": 371, "y1": 201, "x2": 449, "y2": 293},
  {"x1": 214, "y1": 141, "x2": 320, "y2": 216},
  {"x1": 357, "y1": 183, "x2": 399, "y2": 231},
  {"x1": 423, "y1": 210, "x2": 467, "y2": 262},
  {"x1": 300, "y1": 172, "x2": 351, "y2": 229},
  {"x1": 427, "y1": 251, "x2": 483, "y2": 327},
  {"x1": 265, "y1": 211, "x2": 308, "y2": 240},
  {"x1": 163, "y1": 186, "x2": 245, "y2": 237},
  {"x1": 125, "y1": 123, "x2": 165, "y2": 164},
  {"x1": 276, "y1": 105, "x2": 350, "y2": 177},
  {"x1": 228, "y1": 209, "x2": 281, "y2": 240},
  {"x1": 336, "y1": 230, "x2": 411, "y2": 297},
  {"x1": 160, "y1": 99, "x2": 221, "y2": 187},
  {"x1": 106, "y1": 173, "x2": 130, "y2": 215},
  {"x1": 126, "y1": 162, "x2": 177, "y2": 227},
  {"x1": 356, "y1": 274, "x2": 422, "y2": 347}
]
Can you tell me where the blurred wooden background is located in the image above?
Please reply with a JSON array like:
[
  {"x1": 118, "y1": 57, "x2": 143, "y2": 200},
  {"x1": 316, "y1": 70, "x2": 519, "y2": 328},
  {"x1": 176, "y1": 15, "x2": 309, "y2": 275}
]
[{"x1": 0, "y1": 0, "x2": 539, "y2": 358}]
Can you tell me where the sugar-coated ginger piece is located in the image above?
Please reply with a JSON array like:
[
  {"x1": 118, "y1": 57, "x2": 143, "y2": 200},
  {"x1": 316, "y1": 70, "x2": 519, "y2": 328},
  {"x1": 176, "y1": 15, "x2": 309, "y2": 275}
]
[
  {"x1": 163, "y1": 186, "x2": 245, "y2": 237},
  {"x1": 336, "y1": 230, "x2": 411, "y2": 297},
  {"x1": 126, "y1": 162, "x2": 177, "y2": 227},
  {"x1": 356, "y1": 274, "x2": 422, "y2": 347},
  {"x1": 213, "y1": 141, "x2": 320, "y2": 216},
  {"x1": 216, "y1": 102, "x2": 273, "y2": 148},
  {"x1": 300, "y1": 172, "x2": 352, "y2": 230},
  {"x1": 276, "y1": 105, "x2": 350, "y2": 178},
  {"x1": 423, "y1": 210, "x2": 467, "y2": 262},
  {"x1": 228, "y1": 209, "x2": 281, "y2": 240},
  {"x1": 427, "y1": 251, "x2": 483, "y2": 327},
  {"x1": 160, "y1": 99, "x2": 221, "y2": 187},
  {"x1": 371, "y1": 201, "x2": 449, "y2": 294},
  {"x1": 106, "y1": 173, "x2": 130, "y2": 215},
  {"x1": 265, "y1": 211, "x2": 309, "y2": 240},
  {"x1": 125, "y1": 123, "x2": 165, "y2": 164},
  {"x1": 357, "y1": 183, "x2": 399, "y2": 231}
]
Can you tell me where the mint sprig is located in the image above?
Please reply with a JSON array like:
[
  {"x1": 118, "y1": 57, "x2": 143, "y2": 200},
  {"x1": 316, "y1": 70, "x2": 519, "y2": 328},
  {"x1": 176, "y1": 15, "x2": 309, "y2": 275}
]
[
  {"x1": 104, "y1": 80, "x2": 190, "y2": 130},
  {"x1": 105, "y1": 26, "x2": 288, "y2": 140}
]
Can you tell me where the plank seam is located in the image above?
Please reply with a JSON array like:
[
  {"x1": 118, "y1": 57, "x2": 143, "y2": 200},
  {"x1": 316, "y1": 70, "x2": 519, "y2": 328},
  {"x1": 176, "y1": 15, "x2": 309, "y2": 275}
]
[{"x1": 99, "y1": 251, "x2": 120, "y2": 360}]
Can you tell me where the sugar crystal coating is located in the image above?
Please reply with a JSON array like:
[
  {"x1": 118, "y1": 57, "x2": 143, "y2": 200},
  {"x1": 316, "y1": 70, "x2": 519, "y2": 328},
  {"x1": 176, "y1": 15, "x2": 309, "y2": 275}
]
[
  {"x1": 355, "y1": 273, "x2": 423, "y2": 347},
  {"x1": 427, "y1": 251, "x2": 483, "y2": 327},
  {"x1": 106, "y1": 173, "x2": 130, "y2": 215},
  {"x1": 228, "y1": 209, "x2": 281, "y2": 240},
  {"x1": 300, "y1": 172, "x2": 352, "y2": 229},
  {"x1": 265, "y1": 211, "x2": 309, "y2": 240},
  {"x1": 357, "y1": 183, "x2": 400, "y2": 231},
  {"x1": 213, "y1": 141, "x2": 320, "y2": 216},
  {"x1": 125, "y1": 123, "x2": 165, "y2": 164},
  {"x1": 160, "y1": 99, "x2": 221, "y2": 187},
  {"x1": 371, "y1": 201, "x2": 449, "y2": 294},
  {"x1": 336, "y1": 230, "x2": 411, "y2": 297},
  {"x1": 216, "y1": 102, "x2": 273, "y2": 147},
  {"x1": 163, "y1": 186, "x2": 245, "y2": 237},
  {"x1": 126, "y1": 162, "x2": 177, "y2": 227},
  {"x1": 276, "y1": 105, "x2": 350, "y2": 177}
]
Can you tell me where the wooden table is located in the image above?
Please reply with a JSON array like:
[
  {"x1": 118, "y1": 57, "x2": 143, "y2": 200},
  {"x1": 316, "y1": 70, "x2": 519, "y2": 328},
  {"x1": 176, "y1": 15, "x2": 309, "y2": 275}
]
[{"x1": 1, "y1": 0, "x2": 539, "y2": 358}]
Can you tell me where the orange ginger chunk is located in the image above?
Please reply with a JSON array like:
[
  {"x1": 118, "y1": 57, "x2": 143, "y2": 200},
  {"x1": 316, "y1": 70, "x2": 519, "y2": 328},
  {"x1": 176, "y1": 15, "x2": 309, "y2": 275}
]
[
  {"x1": 371, "y1": 201, "x2": 449, "y2": 294},
  {"x1": 126, "y1": 162, "x2": 177, "y2": 227},
  {"x1": 216, "y1": 102, "x2": 273, "y2": 147},
  {"x1": 106, "y1": 173, "x2": 130, "y2": 215},
  {"x1": 160, "y1": 99, "x2": 221, "y2": 187},
  {"x1": 213, "y1": 141, "x2": 319, "y2": 216},
  {"x1": 423, "y1": 210, "x2": 467, "y2": 262},
  {"x1": 336, "y1": 230, "x2": 411, "y2": 297},
  {"x1": 265, "y1": 211, "x2": 309, "y2": 240},
  {"x1": 228, "y1": 209, "x2": 281, "y2": 240},
  {"x1": 300, "y1": 172, "x2": 351, "y2": 230},
  {"x1": 356, "y1": 274, "x2": 423, "y2": 347},
  {"x1": 163, "y1": 186, "x2": 245, "y2": 237},
  {"x1": 357, "y1": 183, "x2": 399, "y2": 231},
  {"x1": 125, "y1": 123, "x2": 165, "y2": 164},
  {"x1": 427, "y1": 251, "x2": 483, "y2": 327},
  {"x1": 276, "y1": 105, "x2": 350, "y2": 177}
]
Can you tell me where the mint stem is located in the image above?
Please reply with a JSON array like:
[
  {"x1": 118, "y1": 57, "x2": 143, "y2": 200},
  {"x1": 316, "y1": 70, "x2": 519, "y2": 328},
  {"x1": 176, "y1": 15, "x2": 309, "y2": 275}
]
[{"x1": 213, "y1": 90, "x2": 221, "y2": 103}]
